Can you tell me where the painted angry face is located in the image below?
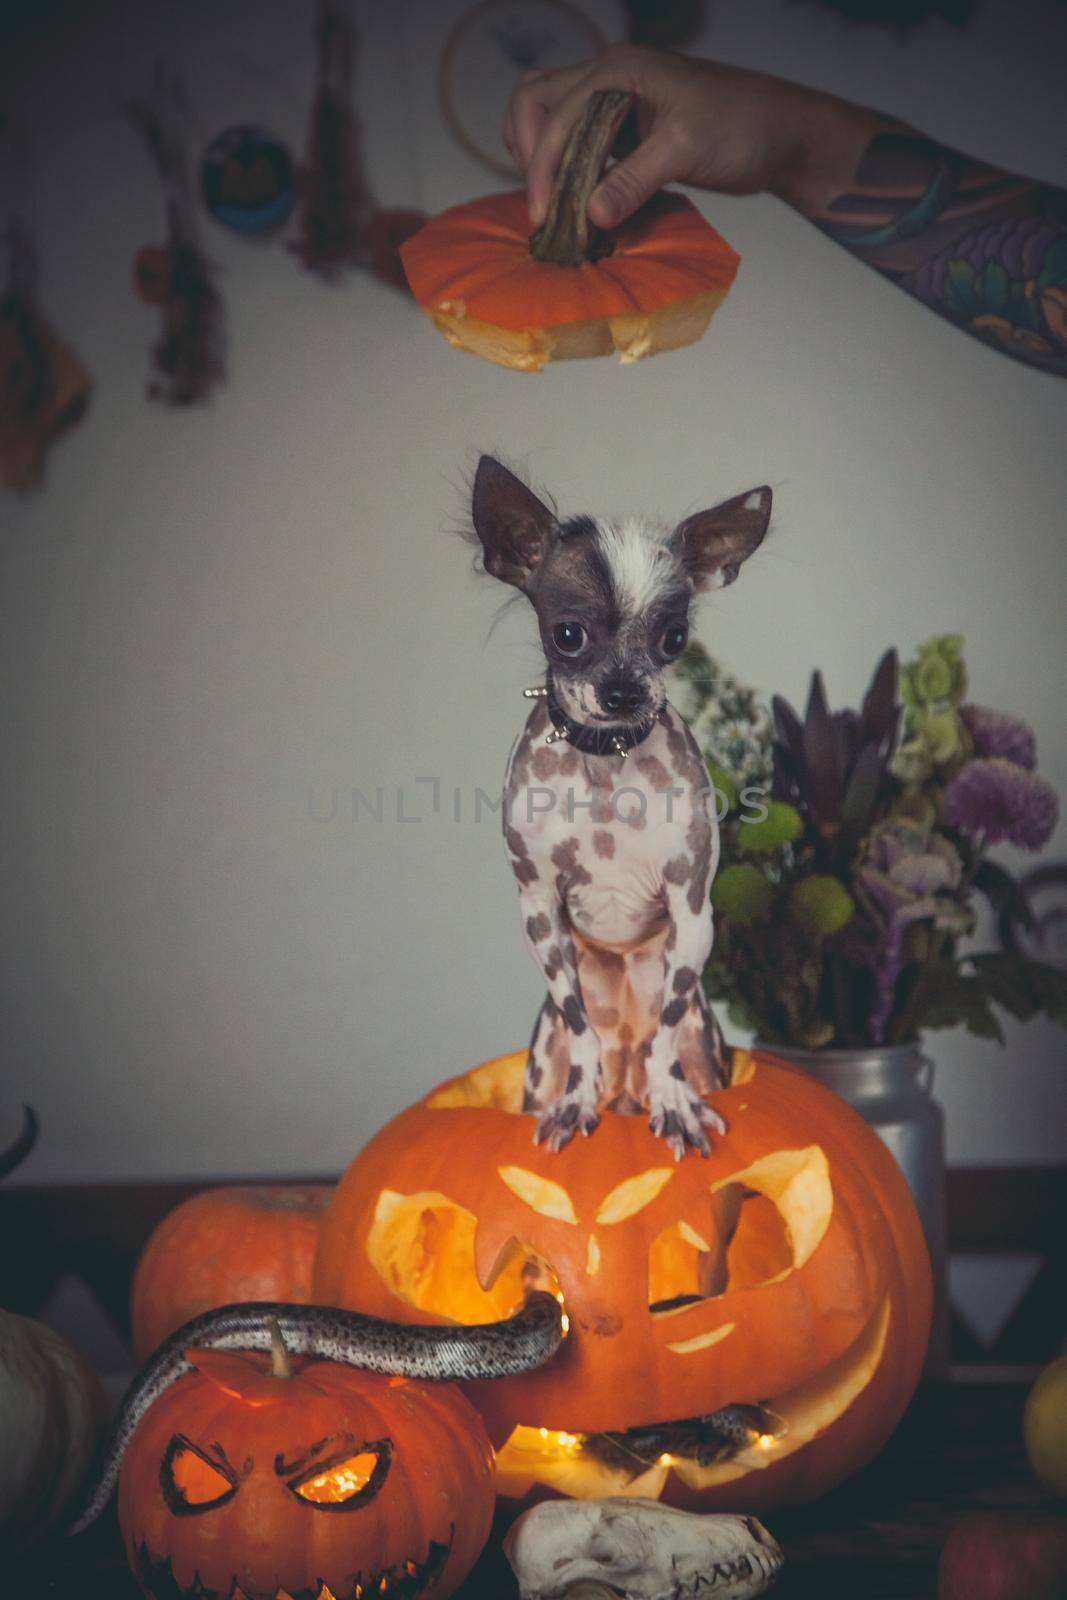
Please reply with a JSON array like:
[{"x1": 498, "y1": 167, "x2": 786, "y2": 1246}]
[
  {"x1": 314, "y1": 1050, "x2": 932, "y2": 1512},
  {"x1": 118, "y1": 1350, "x2": 494, "y2": 1600}
]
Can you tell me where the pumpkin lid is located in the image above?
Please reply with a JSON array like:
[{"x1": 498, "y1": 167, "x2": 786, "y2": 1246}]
[{"x1": 400, "y1": 190, "x2": 740, "y2": 332}]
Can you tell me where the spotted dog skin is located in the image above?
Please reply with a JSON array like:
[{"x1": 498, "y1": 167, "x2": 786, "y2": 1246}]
[
  {"x1": 507, "y1": 698, "x2": 727, "y2": 1158},
  {"x1": 473, "y1": 456, "x2": 771, "y2": 1160}
]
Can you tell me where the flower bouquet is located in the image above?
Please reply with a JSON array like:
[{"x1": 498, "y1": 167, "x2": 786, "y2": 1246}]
[{"x1": 672, "y1": 637, "x2": 1066, "y2": 1049}]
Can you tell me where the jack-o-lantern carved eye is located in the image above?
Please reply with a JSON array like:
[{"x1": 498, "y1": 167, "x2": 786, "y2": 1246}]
[
  {"x1": 282, "y1": 1438, "x2": 392, "y2": 1511},
  {"x1": 648, "y1": 1148, "x2": 833, "y2": 1313},
  {"x1": 366, "y1": 1189, "x2": 563, "y2": 1322},
  {"x1": 161, "y1": 1435, "x2": 239, "y2": 1515},
  {"x1": 596, "y1": 1168, "x2": 674, "y2": 1225},
  {"x1": 498, "y1": 1167, "x2": 577, "y2": 1223}
]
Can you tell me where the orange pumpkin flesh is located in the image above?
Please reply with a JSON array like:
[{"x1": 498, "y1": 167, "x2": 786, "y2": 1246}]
[
  {"x1": 314, "y1": 1049, "x2": 931, "y2": 1511},
  {"x1": 119, "y1": 1344, "x2": 494, "y2": 1600},
  {"x1": 400, "y1": 190, "x2": 739, "y2": 372},
  {"x1": 131, "y1": 1185, "x2": 333, "y2": 1361}
]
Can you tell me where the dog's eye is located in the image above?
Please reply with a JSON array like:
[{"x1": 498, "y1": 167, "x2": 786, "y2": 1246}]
[
  {"x1": 661, "y1": 624, "x2": 688, "y2": 659},
  {"x1": 553, "y1": 622, "x2": 586, "y2": 656}
]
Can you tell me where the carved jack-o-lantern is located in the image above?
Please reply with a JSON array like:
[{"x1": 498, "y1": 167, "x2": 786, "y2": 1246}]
[
  {"x1": 118, "y1": 1328, "x2": 495, "y2": 1600},
  {"x1": 314, "y1": 1050, "x2": 931, "y2": 1511}
]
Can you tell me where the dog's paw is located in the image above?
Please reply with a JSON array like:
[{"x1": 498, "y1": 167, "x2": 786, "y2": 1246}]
[
  {"x1": 534, "y1": 1098, "x2": 600, "y2": 1152},
  {"x1": 534, "y1": 1057, "x2": 601, "y2": 1152},
  {"x1": 534, "y1": 1094, "x2": 600, "y2": 1153},
  {"x1": 648, "y1": 1069, "x2": 727, "y2": 1160}
]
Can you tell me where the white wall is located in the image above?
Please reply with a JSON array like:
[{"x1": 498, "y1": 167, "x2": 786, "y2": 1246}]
[{"x1": 2, "y1": 0, "x2": 1065, "y2": 1183}]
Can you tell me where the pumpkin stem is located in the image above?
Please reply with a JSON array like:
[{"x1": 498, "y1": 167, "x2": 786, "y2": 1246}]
[
  {"x1": 266, "y1": 1315, "x2": 293, "y2": 1379},
  {"x1": 529, "y1": 90, "x2": 634, "y2": 266}
]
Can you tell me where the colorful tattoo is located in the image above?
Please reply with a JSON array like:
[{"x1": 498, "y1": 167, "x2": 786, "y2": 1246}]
[{"x1": 814, "y1": 127, "x2": 1067, "y2": 376}]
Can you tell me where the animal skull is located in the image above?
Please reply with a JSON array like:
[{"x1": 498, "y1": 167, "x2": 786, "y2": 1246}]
[{"x1": 504, "y1": 1498, "x2": 784, "y2": 1600}]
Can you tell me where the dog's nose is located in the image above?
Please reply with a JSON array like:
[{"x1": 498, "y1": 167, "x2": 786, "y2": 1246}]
[{"x1": 600, "y1": 679, "x2": 644, "y2": 716}]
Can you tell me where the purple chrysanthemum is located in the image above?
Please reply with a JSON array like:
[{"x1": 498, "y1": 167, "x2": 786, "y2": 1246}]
[
  {"x1": 960, "y1": 704, "x2": 1037, "y2": 769},
  {"x1": 941, "y1": 758, "x2": 1059, "y2": 850},
  {"x1": 855, "y1": 821, "x2": 972, "y2": 1043}
]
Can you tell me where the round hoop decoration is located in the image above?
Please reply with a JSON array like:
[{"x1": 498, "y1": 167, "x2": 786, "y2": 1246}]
[
  {"x1": 200, "y1": 125, "x2": 296, "y2": 236},
  {"x1": 439, "y1": 0, "x2": 606, "y2": 178}
]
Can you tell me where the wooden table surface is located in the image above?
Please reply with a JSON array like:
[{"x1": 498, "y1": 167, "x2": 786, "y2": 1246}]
[{"x1": 8, "y1": 1382, "x2": 1061, "y2": 1600}]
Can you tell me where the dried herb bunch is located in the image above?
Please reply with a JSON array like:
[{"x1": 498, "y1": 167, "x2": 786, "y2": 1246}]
[{"x1": 126, "y1": 67, "x2": 224, "y2": 405}]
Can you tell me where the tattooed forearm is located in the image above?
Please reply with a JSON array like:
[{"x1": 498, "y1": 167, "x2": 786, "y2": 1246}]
[{"x1": 808, "y1": 124, "x2": 1067, "y2": 376}]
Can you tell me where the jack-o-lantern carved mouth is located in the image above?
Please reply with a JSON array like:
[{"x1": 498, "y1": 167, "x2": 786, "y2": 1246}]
[
  {"x1": 494, "y1": 1296, "x2": 891, "y2": 1500},
  {"x1": 132, "y1": 1523, "x2": 454, "y2": 1600}
]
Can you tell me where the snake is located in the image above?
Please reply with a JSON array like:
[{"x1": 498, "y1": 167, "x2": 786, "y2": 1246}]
[{"x1": 66, "y1": 1290, "x2": 564, "y2": 1537}]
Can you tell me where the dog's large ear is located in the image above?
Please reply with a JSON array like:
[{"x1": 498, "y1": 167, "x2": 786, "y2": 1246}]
[
  {"x1": 472, "y1": 456, "x2": 558, "y2": 591},
  {"x1": 673, "y1": 486, "x2": 772, "y2": 593}
]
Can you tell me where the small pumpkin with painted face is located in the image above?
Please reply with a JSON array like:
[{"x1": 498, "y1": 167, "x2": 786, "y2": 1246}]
[
  {"x1": 118, "y1": 1323, "x2": 495, "y2": 1600},
  {"x1": 314, "y1": 1049, "x2": 932, "y2": 1511}
]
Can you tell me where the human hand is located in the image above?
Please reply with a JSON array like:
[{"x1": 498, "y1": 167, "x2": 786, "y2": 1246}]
[{"x1": 504, "y1": 44, "x2": 876, "y2": 226}]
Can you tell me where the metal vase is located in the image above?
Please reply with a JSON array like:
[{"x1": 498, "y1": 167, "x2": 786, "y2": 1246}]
[{"x1": 759, "y1": 1042, "x2": 948, "y2": 1379}]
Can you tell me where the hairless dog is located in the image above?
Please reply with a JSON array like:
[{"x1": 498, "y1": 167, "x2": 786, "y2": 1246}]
[{"x1": 473, "y1": 457, "x2": 771, "y2": 1159}]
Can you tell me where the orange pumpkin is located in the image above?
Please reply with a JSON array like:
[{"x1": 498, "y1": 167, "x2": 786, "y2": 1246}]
[
  {"x1": 131, "y1": 1185, "x2": 333, "y2": 1361},
  {"x1": 119, "y1": 1329, "x2": 495, "y2": 1600},
  {"x1": 400, "y1": 92, "x2": 739, "y2": 372},
  {"x1": 314, "y1": 1049, "x2": 932, "y2": 1512}
]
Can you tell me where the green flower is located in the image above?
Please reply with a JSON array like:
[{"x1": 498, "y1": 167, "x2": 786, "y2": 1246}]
[
  {"x1": 711, "y1": 864, "x2": 774, "y2": 923},
  {"x1": 790, "y1": 875, "x2": 855, "y2": 936},
  {"x1": 889, "y1": 788, "x2": 939, "y2": 831},
  {"x1": 893, "y1": 640, "x2": 970, "y2": 785},
  {"x1": 737, "y1": 801, "x2": 803, "y2": 853},
  {"x1": 892, "y1": 736, "x2": 934, "y2": 786},
  {"x1": 799, "y1": 1019, "x2": 836, "y2": 1049},
  {"x1": 919, "y1": 708, "x2": 963, "y2": 765},
  {"x1": 892, "y1": 705, "x2": 966, "y2": 784},
  {"x1": 912, "y1": 635, "x2": 968, "y2": 706},
  {"x1": 915, "y1": 652, "x2": 953, "y2": 704}
]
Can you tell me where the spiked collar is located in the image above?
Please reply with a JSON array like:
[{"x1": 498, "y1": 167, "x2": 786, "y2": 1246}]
[{"x1": 523, "y1": 677, "x2": 660, "y2": 760}]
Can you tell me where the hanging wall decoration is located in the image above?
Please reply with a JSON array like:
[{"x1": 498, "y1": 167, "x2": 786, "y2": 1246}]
[
  {"x1": 200, "y1": 124, "x2": 296, "y2": 237},
  {"x1": 439, "y1": 0, "x2": 606, "y2": 178},
  {"x1": 291, "y1": 0, "x2": 371, "y2": 277},
  {"x1": 126, "y1": 66, "x2": 225, "y2": 405},
  {"x1": 0, "y1": 224, "x2": 90, "y2": 491},
  {"x1": 291, "y1": 0, "x2": 425, "y2": 289}
]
